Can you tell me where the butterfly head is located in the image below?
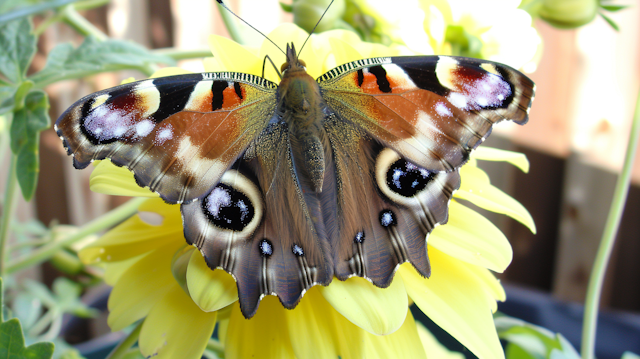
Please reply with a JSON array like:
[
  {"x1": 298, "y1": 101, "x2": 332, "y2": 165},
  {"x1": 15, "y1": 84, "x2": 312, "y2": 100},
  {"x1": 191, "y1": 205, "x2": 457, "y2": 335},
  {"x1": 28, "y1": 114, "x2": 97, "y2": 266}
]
[{"x1": 281, "y1": 43, "x2": 306, "y2": 74}]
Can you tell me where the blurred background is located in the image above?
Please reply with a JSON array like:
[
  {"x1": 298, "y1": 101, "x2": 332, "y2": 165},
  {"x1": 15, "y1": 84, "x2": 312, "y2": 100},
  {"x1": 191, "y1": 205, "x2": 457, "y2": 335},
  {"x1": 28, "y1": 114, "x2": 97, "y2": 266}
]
[{"x1": 3, "y1": 0, "x2": 640, "y2": 357}]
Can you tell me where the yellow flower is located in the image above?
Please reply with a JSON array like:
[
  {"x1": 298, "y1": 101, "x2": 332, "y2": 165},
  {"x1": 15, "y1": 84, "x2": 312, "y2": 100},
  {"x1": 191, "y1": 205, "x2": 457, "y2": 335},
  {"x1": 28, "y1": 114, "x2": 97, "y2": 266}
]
[
  {"x1": 420, "y1": 0, "x2": 541, "y2": 71},
  {"x1": 79, "y1": 24, "x2": 535, "y2": 359}
]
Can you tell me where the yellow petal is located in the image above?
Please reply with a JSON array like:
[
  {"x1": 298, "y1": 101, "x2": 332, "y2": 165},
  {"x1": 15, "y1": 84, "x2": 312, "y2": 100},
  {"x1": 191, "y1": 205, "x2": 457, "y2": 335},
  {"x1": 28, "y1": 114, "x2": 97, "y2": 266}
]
[
  {"x1": 217, "y1": 315, "x2": 229, "y2": 345},
  {"x1": 103, "y1": 255, "x2": 143, "y2": 285},
  {"x1": 415, "y1": 321, "x2": 465, "y2": 359},
  {"x1": 472, "y1": 147, "x2": 530, "y2": 173},
  {"x1": 202, "y1": 57, "x2": 222, "y2": 72},
  {"x1": 457, "y1": 165, "x2": 536, "y2": 233},
  {"x1": 315, "y1": 30, "x2": 361, "y2": 70},
  {"x1": 358, "y1": 42, "x2": 402, "y2": 58},
  {"x1": 363, "y1": 309, "x2": 427, "y2": 359},
  {"x1": 207, "y1": 34, "x2": 261, "y2": 75},
  {"x1": 139, "y1": 282, "x2": 217, "y2": 359},
  {"x1": 319, "y1": 275, "x2": 408, "y2": 335},
  {"x1": 400, "y1": 248, "x2": 505, "y2": 359},
  {"x1": 90, "y1": 160, "x2": 157, "y2": 197},
  {"x1": 79, "y1": 198, "x2": 182, "y2": 264},
  {"x1": 107, "y1": 241, "x2": 182, "y2": 330},
  {"x1": 150, "y1": 67, "x2": 192, "y2": 78},
  {"x1": 186, "y1": 250, "x2": 238, "y2": 312},
  {"x1": 224, "y1": 298, "x2": 295, "y2": 359},
  {"x1": 328, "y1": 37, "x2": 364, "y2": 66},
  {"x1": 429, "y1": 201, "x2": 512, "y2": 272},
  {"x1": 285, "y1": 288, "x2": 364, "y2": 359},
  {"x1": 461, "y1": 262, "x2": 506, "y2": 313}
]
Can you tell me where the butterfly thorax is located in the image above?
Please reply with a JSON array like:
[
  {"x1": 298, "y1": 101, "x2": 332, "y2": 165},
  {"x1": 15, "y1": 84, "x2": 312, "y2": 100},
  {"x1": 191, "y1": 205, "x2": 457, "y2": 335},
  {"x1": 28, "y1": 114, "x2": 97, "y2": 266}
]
[{"x1": 278, "y1": 43, "x2": 327, "y2": 193}]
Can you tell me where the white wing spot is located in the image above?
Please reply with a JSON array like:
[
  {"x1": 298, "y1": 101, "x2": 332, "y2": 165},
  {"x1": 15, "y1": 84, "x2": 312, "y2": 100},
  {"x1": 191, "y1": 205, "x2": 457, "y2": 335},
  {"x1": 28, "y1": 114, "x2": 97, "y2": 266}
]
[
  {"x1": 154, "y1": 124, "x2": 174, "y2": 145},
  {"x1": 135, "y1": 119, "x2": 155, "y2": 137},
  {"x1": 434, "y1": 102, "x2": 452, "y2": 117}
]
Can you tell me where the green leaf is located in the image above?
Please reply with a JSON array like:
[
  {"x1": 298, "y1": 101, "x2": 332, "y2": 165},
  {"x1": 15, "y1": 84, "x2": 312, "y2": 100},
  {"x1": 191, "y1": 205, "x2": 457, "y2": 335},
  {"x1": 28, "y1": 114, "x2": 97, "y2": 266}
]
[
  {"x1": 12, "y1": 293, "x2": 42, "y2": 330},
  {"x1": 0, "y1": 17, "x2": 36, "y2": 84},
  {"x1": 554, "y1": 333, "x2": 580, "y2": 359},
  {"x1": 601, "y1": 4, "x2": 629, "y2": 12},
  {"x1": 51, "y1": 278, "x2": 97, "y2": 318},
  {"x1": 29, "y1": 36, "x2": 175, "y2": 87},
  {"x1": 496, "y1": 316, "x2": 572, "y2": 359},
  {"x1": 0, "y1": 318, "x2": 54, "y2": 359},
  {"x1": 23, "y1": 281, "x2": 56, "y2": 308},
  {"x1": 599, "y1": 12, "x2": 620, "y2": 31},
  {"x1": 279, "y1": 2, "x2": 294, "y2": 12},
  {"x1": 622, "y1": 352, "x2": 640, "y2": 359},
  {"x1": 0, "y1": 84, "x2": 17, "y2": 115},
  {"x1": 10, "y1": 90, "x2": 50, "y2": 200}
]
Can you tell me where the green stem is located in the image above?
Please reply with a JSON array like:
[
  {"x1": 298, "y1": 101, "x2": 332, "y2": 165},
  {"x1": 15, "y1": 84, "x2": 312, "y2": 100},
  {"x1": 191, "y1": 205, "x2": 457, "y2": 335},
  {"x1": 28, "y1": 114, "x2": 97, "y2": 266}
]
[
  {"x1": 0, "y1": 278, "x2": 4, "y2": 323},
  {"x1": 216, "y1": 2, "x2": 245, "y2": 44},
  {"x1": 581, "y1": 89, "x2": 640, "y2": 359},
  {"x1": 5, "y1": 197, "x2": 145, "y2": 274},
  {"x1": 73, "y1": 0, "x2": 110, "y2": 11},
  {"x1": 152, "y1": 48, "x2": 213, "y2": 61},
  {"x1": 33, "y1": 12, "x2": 64, "y2": 37},
  {"x1": 0, "y1": 154, "x2": 19, "y2": 277},
  {"x1": 106, "y1": 321, "x2": 143, "y2": 359},
  {"x1": 207, "y1": 338, "x2": 225, "y2": 356},
  {"x1": 0, "y1": 0, "x2": 81, "y2": 24},
  {"x1": 28, "y1": 308, "x2": 56, "y2": 337},
  {"x1": 60, "y1": 4, "x2": 107, "y2": 41}
]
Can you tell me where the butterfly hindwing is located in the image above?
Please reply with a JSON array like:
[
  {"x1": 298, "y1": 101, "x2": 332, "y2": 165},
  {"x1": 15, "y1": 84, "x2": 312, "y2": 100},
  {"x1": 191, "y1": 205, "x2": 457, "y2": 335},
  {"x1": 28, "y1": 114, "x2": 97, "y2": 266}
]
[
  {"x1": 55, "y1": 73, "x2": 278, "y2": 203},
  {"x1": 182, "y1": 121, "x2": 334, "y2": 318}
]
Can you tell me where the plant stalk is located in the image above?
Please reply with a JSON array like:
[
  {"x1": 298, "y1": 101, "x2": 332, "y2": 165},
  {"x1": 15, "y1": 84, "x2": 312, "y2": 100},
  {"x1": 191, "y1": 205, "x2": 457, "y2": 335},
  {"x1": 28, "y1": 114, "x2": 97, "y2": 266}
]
[
  {"x1": 581, "y1": 89, "x2": 640, "y2": 359},
  {"x1": 60, "y1": 4, "x2": 107, "y2": 41},
  {"x1": 152, "y1": 48, "x2": 213, "y2": 61},
  {"x1": 106, "y1": 320, "x2": 143, "y2": 359},
  {"x1": 0, "y1": 0, "x2": 80, "y2": 24},
  {"x1": 5, "y1": 197, "x2": 145, "y2": 274},
  {"x1": 216, "y1": 1, "x2": 245, "y2": 44},
  {"x1": 0, "y1": 154, "x2": 19, "y2": 277}
]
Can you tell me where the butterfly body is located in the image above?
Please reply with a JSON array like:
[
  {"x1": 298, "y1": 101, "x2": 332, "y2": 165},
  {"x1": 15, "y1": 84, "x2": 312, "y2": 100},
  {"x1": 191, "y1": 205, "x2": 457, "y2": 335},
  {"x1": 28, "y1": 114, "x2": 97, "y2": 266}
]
[
  {"x1": 56, "y1": 43, "x2": 534, "y2": 318},
  {"x1": 278, "y1": 48, "x2": 329, "y2": 193}
]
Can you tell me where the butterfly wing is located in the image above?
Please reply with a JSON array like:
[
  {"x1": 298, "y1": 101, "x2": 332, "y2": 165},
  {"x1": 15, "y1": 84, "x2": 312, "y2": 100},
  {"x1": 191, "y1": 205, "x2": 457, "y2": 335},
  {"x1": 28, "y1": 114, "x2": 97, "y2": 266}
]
[
  {"x1": 181, "y1": 120, "x2": 334, "y2": 318},
  {"x1": 55, "y1": 73, "x2": 278, "y2": 203},
  {"x1": 318, "y1": 56, "x2": 535, "y2": 283}
]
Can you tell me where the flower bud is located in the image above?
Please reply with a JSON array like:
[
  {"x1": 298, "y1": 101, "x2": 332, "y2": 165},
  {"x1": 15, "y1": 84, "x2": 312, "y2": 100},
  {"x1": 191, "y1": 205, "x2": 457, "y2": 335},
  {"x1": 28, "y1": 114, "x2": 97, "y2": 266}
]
[
  {"x1": 292, "y1": 0, "x2": 346, "y2": 33},
  {"x1": 538, "y1": 0, "x2": 598, "y2": 29}
]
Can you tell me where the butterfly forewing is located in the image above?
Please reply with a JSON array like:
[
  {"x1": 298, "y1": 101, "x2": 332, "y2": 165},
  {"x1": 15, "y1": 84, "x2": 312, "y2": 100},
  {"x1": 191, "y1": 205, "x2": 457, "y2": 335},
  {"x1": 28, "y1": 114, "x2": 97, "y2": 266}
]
[
  {"x1": 318, "y1": 56, "x2": 535, "y2": 171},
  {"x1": 55, "y1": 73, "x2": 278, "y2": 203}
]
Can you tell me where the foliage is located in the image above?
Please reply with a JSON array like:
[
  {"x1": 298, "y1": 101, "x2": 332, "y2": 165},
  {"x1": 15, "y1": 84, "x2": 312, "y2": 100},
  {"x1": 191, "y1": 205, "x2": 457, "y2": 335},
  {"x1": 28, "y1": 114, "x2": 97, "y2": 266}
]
[{"x1": 0, "y1": 1, "x2": 175, "y2": 357}]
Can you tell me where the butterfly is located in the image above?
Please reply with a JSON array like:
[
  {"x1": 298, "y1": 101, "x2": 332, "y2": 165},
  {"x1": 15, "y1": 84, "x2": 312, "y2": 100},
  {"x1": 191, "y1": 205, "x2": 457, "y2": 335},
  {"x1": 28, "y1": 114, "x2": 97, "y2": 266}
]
[{"x1": 56, "y1": 42, "x2": 534, "y2": 318}]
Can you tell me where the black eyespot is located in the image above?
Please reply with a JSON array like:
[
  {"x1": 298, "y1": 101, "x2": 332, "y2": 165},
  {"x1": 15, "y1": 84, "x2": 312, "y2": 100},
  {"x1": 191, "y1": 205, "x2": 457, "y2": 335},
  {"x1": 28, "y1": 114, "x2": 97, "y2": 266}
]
[
  {"x1": 354, "y1": 231, "x2": 365, "y2": 244},
  {"x1": 202, "y1": 183, "x2": 254, "y2": 231},
  {"x1": 386, "y1": 159, "x2": 435, "y2": 197},
  {"x1": 292, "y1": 244, "x2": 304, "y2": 257},
  {"x1": 379, "y1": 210, "x2": 397, "y2": 228},
  {"x1": 259, "y1": 239, "x2": 273, "y2": 257}
]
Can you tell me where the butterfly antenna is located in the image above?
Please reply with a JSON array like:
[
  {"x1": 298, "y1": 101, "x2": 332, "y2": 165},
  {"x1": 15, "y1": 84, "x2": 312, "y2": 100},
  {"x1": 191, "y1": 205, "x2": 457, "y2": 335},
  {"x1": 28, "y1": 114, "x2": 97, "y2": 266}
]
[
  {"x1": 297, "y1": 0, "x2": 334, "y2": 57},
  {"x1": 216, "y1": 0, "x2": 286, "y2": 56}
]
